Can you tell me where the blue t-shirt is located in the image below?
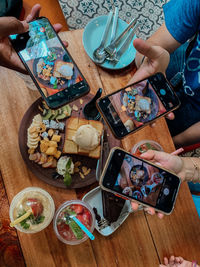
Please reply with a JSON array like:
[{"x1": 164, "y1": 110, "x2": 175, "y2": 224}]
[{"x1": 164, "y1": 0, "x2": 200, "y2": 107}]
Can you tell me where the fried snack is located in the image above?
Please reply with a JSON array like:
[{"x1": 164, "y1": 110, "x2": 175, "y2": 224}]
[{"x1": 63, "y1": 117, "x2": 103, "y2": 159}]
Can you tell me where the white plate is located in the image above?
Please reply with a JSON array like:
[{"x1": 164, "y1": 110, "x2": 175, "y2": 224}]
[
  {"x1": 82, "y1": 186, "x2": 133, "y2": 236},
  {"x1": 82, "y1": 15, "x2": 137, "y2": 70}
]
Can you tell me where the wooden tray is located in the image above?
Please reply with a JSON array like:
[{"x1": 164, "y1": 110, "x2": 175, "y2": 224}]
[{"x1": 18, "y1": 94, "x2": 120, "y2": 189}]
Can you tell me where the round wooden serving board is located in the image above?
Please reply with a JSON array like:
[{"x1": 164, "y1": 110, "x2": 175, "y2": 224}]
[{"x1": 18, "y1": 94, "x2": 120, "y2": 189}]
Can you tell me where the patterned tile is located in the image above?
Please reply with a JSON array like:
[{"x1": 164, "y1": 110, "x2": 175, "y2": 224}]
[{"x1": 58, "y1": 0, "x2": 168, "y2": 39}]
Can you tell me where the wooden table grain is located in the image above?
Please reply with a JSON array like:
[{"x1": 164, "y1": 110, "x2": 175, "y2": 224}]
[{"x1": 0, "y1": 29, "x2": 199, "y2": 267}]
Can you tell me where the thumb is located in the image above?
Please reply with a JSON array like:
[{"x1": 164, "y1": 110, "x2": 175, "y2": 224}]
[
  {"x1": 133, "y1": 38, "x2": 168, "y2": 61},
  {"x1": 140, "y1": 150, "x2": 158, "y2": 161},
  {"x1": 0, "y1": 17, "x2": 29, "y2": 38}
]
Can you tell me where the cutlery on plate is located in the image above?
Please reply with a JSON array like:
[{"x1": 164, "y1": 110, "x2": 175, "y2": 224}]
[
  {"x1": 104, "y1": 17, "x2": 137, "y2": 58},
  {"x1": 110, "y1": 6, "x2": 119, "y2": 43},
  {"x1": 93, "y1": 10, "x2": 113, "y2": 64},
  {"x1": 107, "y1": 22, "x2": 141, "y2": 63}
]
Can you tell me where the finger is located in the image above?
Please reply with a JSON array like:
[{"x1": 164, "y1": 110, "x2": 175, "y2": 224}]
[
  {"x1": 53, "y1": 23, "x2": 63, "y2": 33},
  {"x1": 127, "y1": 65, "x2": 151, "y2": 85},
  {"x1": 178, "y1": 257, "x2": 184, "y2": 263},
  {"x1": 62, "y1": 41, "x2": 68, "y2": 47},
  {"x1": 159, "y1": 265, "x2": 166, "y2": 267},
  {"x1": 150, "y1": 122, "x2": 156, "y2": 128},
  {"x1": 164, "y1": 257, "x2": 169, "y2": 265},
  {"x1": 174, "y1": 257, "x2": 181, "y2": 264},
  {"x1": 157, "y1": 212, "x2": 164, "y2": 219},
  {"x1": 169, "y1": 255, "x2": 175, "y2": 265},
  {"x1": 140, "y1": 150, "x2": 157, "y2": 160},
  {"x1": 144, "y1": 207, "x2": 155, "y2": 215},
  {"x1": 0, "y1": 17, "x2": 29, "y2": 37},
  {"x1": 25, "y1": 4, "x2": 41, "y2": 22},
  {"x1": 131, "y1": 201, "x2": 139, "y2": 211},
  {"x1": 133, "y1": 38, "x2": 168, "y2": 61},
  {"x1": 166, "y1": 112, "x2": 174, "y2": 120},
  {"x1": 171, "y1": 148, "x2": 184, "y2": 155}
]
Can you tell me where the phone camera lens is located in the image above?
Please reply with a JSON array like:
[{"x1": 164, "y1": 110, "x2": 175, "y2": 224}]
[
  {"x1": 20, "y1": 36, "x2": 24, "y2": 40},
  {"x1": 118, "y1": 152, "x2": 121, "y2": 156}
]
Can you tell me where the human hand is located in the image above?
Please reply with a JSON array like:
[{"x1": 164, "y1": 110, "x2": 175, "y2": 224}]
[
  {"x1": 159, "y1": 255, "x2": 197, "y2": 267},
  {"x1": 128, "y1": 38, "x2": 174, "y2": 122},
  {"x1": 130, "y1": 38, "x2": 170, "y2": 84},
  {"x1": 0, "y1": 4, "x2": 64, "y2": 73},
  {"x1": 131, "y1": 150, "x2": 184, "y2": 218}
]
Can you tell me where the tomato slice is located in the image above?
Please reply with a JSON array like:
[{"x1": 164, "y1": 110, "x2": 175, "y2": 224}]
[{"x1": 27, "y1": 198, "x2": 44, "y2": 217}]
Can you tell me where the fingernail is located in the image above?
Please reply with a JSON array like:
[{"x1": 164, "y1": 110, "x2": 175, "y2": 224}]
[{"x1": 147, "y1": 210, "x2": 153, "y2": 215}]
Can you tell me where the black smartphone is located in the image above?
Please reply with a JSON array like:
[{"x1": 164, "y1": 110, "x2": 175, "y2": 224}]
[
  {"x1": 99, "y1": 147, "x2": 181, "y2": 214},
  {"x1": 96, "y1": 73, "x2": 180, "y2": 139},
  {"x1": 9, "y1": 17, "x2": 89, "y2": 109}
]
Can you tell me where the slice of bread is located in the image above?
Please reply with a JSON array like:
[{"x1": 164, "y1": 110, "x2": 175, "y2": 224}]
[
  {"x1": 66, "y1": 129, "x2": 77, "y2": 141},
  {"x1": 89, "y1": 145, "x2": 100, "y2": 158},
  {"x1": 53, "y1": 60, "x2": 74, "y2": 80},
  {"x1": 63, "y1": 117, "x2": 103, "y2": 159},
  {"x1": 63, "y1": 140, "x2": 78, "y2": 154},
  {"x1": 89, "y1": 120, "x2": 104, "y2": 134},
  {"x1": 67, "y1": 117, "x2": 79, "y2": 130}
]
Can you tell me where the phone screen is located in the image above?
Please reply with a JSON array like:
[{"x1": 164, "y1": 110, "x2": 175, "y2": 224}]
[
  {"x1": 97, "y1": 73, "x2": 180, "y2": 138},
  {"x1": 101, "y1": 148, "x2": 181, "y2": 213},
  {"x1": 10, "y1": 17, "x2": 89, "y2": 107}
]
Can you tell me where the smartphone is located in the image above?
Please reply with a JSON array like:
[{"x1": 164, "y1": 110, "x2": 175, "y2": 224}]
[
  {"x1": 9, "y1": 17, "x2": 89, "y2": 109},
  {"x1": 99, "y1": 147, "x2": 181, "y2": 214},
  {"x1": 96, "y1": 73, "x2": 180, "y2": 139}
]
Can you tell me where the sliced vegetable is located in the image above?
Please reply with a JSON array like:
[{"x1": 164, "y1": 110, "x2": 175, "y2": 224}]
[{"x1": 64, "y1": 171, "x2": 72, "y2": 187}]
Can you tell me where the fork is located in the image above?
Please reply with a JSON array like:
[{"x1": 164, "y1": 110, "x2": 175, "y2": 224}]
[
  {"x1": 104, "y1": 17, "x2": 137, "y2": 58},
  {"x1": 107, "y1": 22, "x2": 141, "y2": 63}
]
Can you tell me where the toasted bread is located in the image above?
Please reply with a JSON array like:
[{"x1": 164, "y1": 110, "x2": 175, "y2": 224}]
[
  {"x1": 63, "y1": 140, "x2": 78, "y2": 154},
  {"x1": 63, "y1": 117, "x2": 103, "y2": 159},
  {"x1": 89, "y1": 120, "x2": 103, "y2": 135},
  {"x1": 66, "y1": 129, "x2": 77, "y2": 141},
  {"x1": 67, "y1": 117, "x2": 79, "y2": 130},
  {"x1": 89, "y1": 145, "x2": 100, "y2": 158}
]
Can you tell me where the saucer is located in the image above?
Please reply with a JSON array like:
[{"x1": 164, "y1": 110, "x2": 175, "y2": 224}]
[{"x1": 83, "y1": 15, "x2": 137, "y2": 70}]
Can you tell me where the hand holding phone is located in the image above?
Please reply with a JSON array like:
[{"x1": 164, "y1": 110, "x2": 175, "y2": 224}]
[
  {"x1": 96, "y1": 73, "x2": 180, "y2": 139},
  {"x1": 9, "y1": 17, "x2": 90, "y2": 108},
  {"x1": 99, "y1": 147, "x2": 181, "y2": 215}
]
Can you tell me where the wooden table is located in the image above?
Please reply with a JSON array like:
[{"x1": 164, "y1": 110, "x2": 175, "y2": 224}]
[{"x1": 0, "y1": 29, "x2": 200, "y2": 267}]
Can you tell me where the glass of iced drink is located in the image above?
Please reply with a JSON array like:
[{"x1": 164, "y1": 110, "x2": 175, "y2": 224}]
[
  {"x1": 9, "y1": 187, "x2": 55, "y2": 233},
  {"x1": 53, "y1": 200, "x2": 95, "y2": 245}
]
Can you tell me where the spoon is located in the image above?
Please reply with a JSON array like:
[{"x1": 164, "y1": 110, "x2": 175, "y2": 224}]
[
  {"x1": 93, "y1": 11, "x2": 113, "y2": 64},
  {"x1": 83, "y1": 88, "x2": 102, "y2": 120}
]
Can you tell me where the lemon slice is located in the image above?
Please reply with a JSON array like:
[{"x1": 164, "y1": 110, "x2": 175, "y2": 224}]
[{"x1": 10, "y1": 209, "x2": 32, "y2": 227}]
